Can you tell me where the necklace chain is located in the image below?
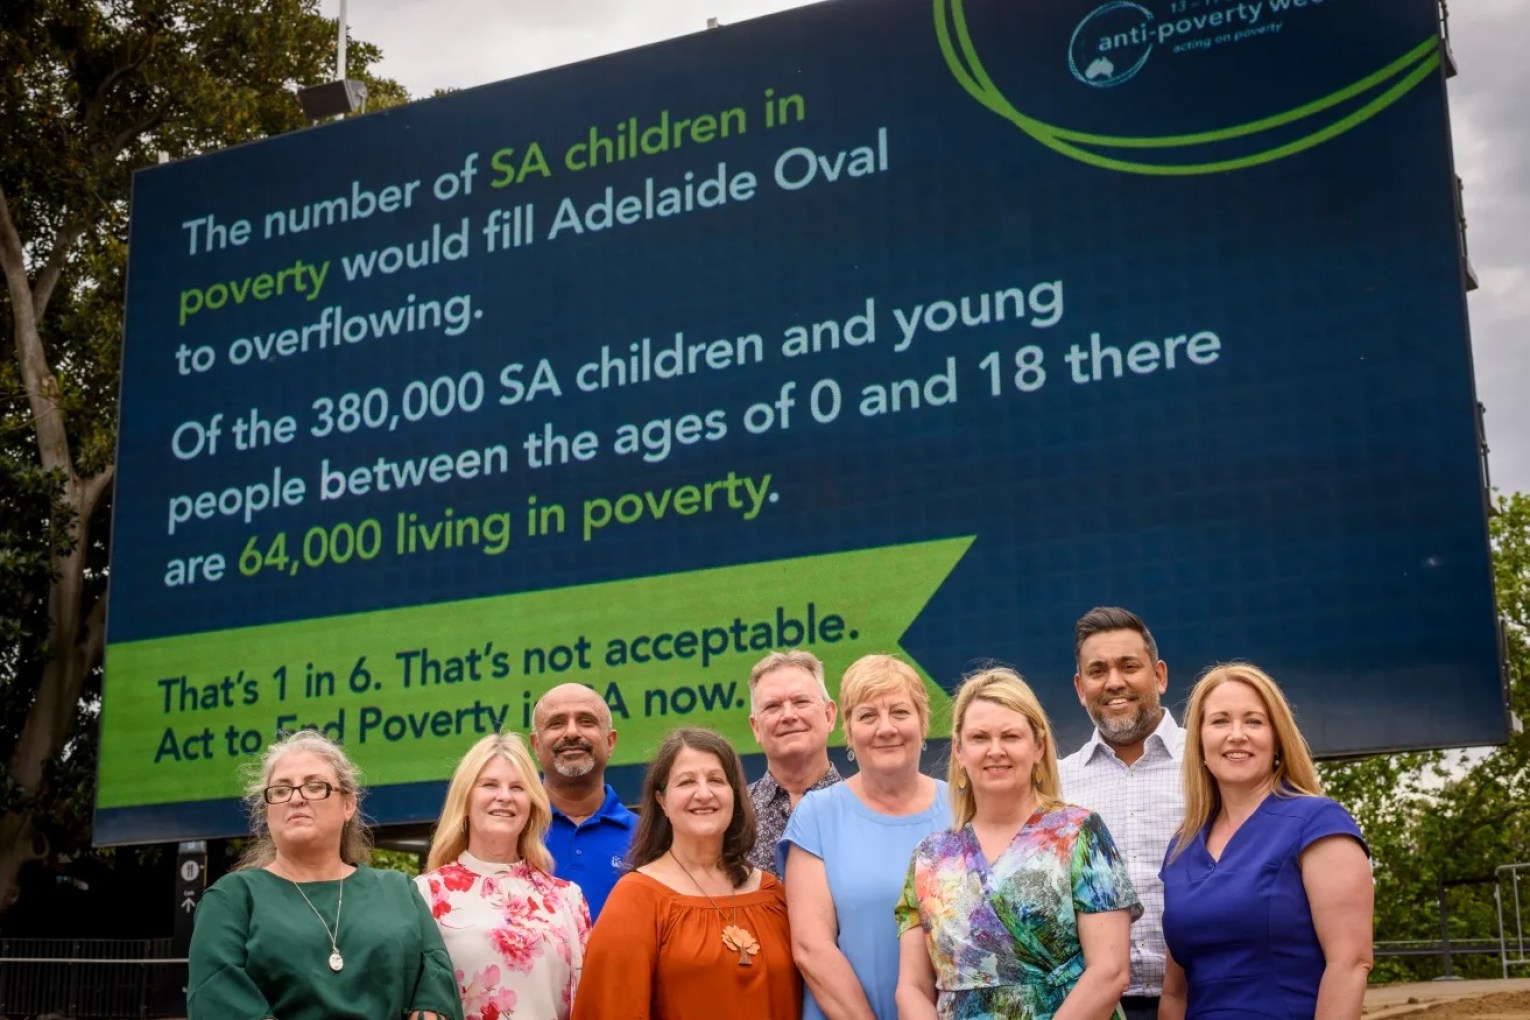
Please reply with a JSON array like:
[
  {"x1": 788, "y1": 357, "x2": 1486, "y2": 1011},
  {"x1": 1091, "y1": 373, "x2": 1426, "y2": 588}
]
[
  {"x1": 668, "y1": 851, "x2": 760, "y2": 966},
  {"x1": 669, "y1": 850, "x2": 735, "y2": 920},
  {"x1": 285, "y1": 871, "x2": 344, "y2": 969}
]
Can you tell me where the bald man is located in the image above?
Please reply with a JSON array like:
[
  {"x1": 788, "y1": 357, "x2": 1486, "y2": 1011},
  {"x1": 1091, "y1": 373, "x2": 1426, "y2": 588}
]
[{"x1": 530, "y1": 682, "x2": 637, "y2": 920}]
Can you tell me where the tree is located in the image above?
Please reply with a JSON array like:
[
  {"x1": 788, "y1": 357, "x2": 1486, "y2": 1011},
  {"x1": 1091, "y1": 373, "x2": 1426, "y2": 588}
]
[
  {"x1": 0, "y1": 0, "x2": 406, "y2": 911},
  {"x1": 1322, "y1": 491, "x2": 1530, "y2": 980}
]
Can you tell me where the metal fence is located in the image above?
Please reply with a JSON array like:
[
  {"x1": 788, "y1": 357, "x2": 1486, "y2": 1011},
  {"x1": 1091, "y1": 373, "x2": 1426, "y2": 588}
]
[
  {"x1": 0, "y1": 938, "x2": 186, "y2": 1019},
  {"x1": 1500, "y1": 862, "x2": 1530, "y2": 979}
]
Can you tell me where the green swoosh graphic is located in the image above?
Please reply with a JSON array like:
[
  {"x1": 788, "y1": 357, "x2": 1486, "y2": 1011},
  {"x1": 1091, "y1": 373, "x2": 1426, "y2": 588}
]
[{"x1": 935, "y1": 0, "x2": 1441, "y2": 175}]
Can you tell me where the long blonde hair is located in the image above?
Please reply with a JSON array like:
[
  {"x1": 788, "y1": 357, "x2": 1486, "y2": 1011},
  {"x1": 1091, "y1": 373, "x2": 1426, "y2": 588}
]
[
  {"x1": 1170, "y1": 662, "x2": 1323, "y2": 862},
  {"x1": 426, "y1": 733, "x2": 554, "y2": 873},
  {"x1": 236, "y1": 730, "x2": 372, "y2": 871},
  {"x1": 947, "y1": 668, "x2": 1059, "y2": 828}
]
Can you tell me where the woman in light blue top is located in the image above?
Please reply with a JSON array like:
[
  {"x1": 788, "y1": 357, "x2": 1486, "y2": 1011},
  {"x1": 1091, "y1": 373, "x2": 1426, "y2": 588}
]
[{"x1": 779, "y1": 654, "x2": 950, "y2": 1020}]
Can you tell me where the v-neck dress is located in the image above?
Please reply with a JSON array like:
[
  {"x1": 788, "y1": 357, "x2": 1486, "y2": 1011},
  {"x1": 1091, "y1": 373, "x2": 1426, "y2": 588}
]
[
  {"x1": 895, "y1": 804, "x2": 1141, "y2": 1020},
  {"x1": 1159, "y1": 792, "x2": 1367, "y2": 1019}
]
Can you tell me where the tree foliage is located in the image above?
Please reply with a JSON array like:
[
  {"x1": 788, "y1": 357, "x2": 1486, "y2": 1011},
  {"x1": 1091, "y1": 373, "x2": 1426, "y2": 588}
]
[
  {"x1": 0, "y1": 0, "x2": 405, "y2": 911},
  {"x1": 1322, "y1": 492, "x2": 1530, "y2": 980}
]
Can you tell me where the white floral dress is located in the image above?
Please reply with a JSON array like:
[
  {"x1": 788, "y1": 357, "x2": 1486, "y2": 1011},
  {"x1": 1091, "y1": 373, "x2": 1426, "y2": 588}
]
[{"x1": 415, "y1": 851, "x2": 591, "y2": 1020}]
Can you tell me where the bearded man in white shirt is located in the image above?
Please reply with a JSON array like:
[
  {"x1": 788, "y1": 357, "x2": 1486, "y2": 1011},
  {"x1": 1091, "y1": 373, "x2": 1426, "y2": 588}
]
[{"x1": 1058, "y1": 606, "x2": 1185, "y2": 1020}]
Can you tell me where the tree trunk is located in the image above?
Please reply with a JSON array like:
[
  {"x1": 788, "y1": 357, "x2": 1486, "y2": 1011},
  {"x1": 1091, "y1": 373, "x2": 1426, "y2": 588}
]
[
  {"x1": 0, "y1": 182, "x2": 112, "y2": 911},
  {"x1": 0, "y1": 480, "x2": 106, "y2": 910},
  {"x1": 0, "y1": 813, "x2": 39, "y2": 911}
]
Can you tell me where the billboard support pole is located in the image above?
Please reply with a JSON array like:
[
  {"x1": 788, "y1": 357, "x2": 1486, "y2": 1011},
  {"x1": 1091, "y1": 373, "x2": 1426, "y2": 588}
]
[{"x1": 337, "y1": 0, "x2": 347, "y2": 81}]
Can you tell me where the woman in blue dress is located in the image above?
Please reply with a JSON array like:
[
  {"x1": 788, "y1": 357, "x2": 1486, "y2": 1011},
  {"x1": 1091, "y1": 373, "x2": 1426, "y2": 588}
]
[
  {"x1": 1160, "y1": 663, "x2": 1373, "y2": 1020},
  {"x1": 894, "y1": 667, "x2": 1139, "y2": 1020}
]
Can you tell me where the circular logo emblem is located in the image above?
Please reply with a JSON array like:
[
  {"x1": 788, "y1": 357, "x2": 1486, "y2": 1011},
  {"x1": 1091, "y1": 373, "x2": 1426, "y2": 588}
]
[
  {"x1": 180, "y1": 860, "x2": 201, "y2": 882},
  {"x1": 1068, "y1": 1, "x2": 1155, "y2": 88}
]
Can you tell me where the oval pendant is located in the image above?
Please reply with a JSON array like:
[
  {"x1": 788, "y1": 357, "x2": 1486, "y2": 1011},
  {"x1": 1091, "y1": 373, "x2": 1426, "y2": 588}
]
[{"x1": 329, "y1": 950, "x2": 344, "y2": 972}]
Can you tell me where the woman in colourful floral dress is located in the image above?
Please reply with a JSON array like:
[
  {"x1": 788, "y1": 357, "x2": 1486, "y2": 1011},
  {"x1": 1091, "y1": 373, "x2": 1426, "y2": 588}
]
[
  {"x1": 416, "y1": 733, "x2": 590, "y2": 1020},
  {"x1": 895, "y1": 668, "x2": 1140, "y2": 1020}
]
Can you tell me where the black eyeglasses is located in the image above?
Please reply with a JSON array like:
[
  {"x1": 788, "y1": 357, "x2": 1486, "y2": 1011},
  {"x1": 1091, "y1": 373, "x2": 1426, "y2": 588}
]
[{"x1": 263, "y1": 780, "x2": 338, "y2": 804}]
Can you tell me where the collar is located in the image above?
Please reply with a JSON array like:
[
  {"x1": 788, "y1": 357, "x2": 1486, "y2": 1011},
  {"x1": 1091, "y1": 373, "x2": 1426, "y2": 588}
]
[
  {"x1": 550, "y1": 784, "x2": 636, "y2": 827},
  {"x1": 757, "y1": 761, "x2": 842, "y2": 802},
  {"x1": 1082, "y1": 709, "x2": 1185, "y2": 765},
  {"x1": 456, "y1": 849, "x2": 528, "y2": 877}
]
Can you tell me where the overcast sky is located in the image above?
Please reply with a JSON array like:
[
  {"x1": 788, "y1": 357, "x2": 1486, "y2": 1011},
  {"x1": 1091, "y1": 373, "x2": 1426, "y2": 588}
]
[{"x1": 342, "y1": 0, "x2": 1529, "y2": 497}]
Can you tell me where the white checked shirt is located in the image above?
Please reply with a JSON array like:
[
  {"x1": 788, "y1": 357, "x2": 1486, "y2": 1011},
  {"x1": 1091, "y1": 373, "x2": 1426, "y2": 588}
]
[{"x1": 1058, "y1": 711, "x2": 1185, "y2": 998}]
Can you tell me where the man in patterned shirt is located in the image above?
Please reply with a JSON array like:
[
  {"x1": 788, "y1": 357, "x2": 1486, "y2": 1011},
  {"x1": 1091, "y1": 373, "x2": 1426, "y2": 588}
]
[
  {"x1": 1058, "y1": 607, "x2": 1186, "y2": 1020},
  {"x1": 745, "y1": 649, "x2": 842, "y2": 878}
]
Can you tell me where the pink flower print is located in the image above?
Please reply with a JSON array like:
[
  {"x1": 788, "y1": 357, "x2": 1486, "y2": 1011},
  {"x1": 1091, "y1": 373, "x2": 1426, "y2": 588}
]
[
  {"x1": 548, "y1": 925, "x2": 574, "y2": 966},
  {"x1": 429, "y1": 884, "x2": 452, "y2": 920},
  {"x1": 460, "y1": 964, "x2": 517, "y2": 1020},
  {"x1": 441, "y1": 863, "x2": 476, "y2": 893},
  {"x1": 490, "y1": 894, "x2": 545, "y2": 974},
  {"x1": 575, "y1": 896, "x2": 592, "y2": 944}
]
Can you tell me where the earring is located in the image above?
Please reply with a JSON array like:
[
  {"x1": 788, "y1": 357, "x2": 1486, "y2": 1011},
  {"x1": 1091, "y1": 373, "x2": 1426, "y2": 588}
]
[
  {"x1": 955, "y1": 770, "x2": 967, "y2": 790},
  {"x1": 921, "y1": 740, "x2": 928, "y2": 751},
  {"x1": 846, "y1": 748, "x2": 856, "y2": 762}
]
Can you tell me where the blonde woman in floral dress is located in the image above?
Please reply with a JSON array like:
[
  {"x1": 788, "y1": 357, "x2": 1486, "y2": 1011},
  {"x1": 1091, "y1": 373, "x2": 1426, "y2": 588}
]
[
  {"x1": 895, "y1": 669, "x2": 1140, "y2": 1020},
  {"x1": 417, "y1": 733, "x2": 590, "y2": 1020}
]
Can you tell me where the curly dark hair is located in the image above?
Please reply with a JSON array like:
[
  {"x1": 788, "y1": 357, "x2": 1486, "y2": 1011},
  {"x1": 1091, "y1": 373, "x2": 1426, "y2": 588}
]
[{"x1": 628, "y1": 727, "x2": 757, "y2": 887}]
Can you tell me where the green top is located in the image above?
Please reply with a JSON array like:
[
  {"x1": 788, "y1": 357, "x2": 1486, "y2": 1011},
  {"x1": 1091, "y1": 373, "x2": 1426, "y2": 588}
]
[{"x1": 188, "y1": 865, "x2": 463, "y2": 1020}]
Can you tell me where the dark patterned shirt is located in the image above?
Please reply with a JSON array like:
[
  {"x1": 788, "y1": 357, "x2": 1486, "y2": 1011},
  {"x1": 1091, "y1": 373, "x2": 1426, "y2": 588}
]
[{"x1": 747, "y1": 762, "x2": 844, "y2": 877}]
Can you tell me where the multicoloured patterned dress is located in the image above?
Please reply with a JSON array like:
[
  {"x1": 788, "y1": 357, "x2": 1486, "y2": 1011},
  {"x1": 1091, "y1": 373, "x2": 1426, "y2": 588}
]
[
  {"x1": 895, "y1": 804, "x2": 1141, "y2": 1020},
  {"x1": 415, "y1": 851, "x2": 591, "y2": 1020}
]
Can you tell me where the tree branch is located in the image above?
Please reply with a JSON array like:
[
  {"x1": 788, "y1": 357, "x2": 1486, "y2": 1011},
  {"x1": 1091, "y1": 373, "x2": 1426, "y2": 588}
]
[
  {"x1": 0, "y1": 182, "x2": 75, "y2": 478},
  {"x1": 31, "y1": 219, "x2": 87, "y2": 324},
  {"x1": 82, "y1": 465, "x2": 115, "y2": 522},
  {"x1": 79, "y1": 585, "x2": 109, "y2": 678},
  {"x1": 103, "y1": 109, "x2": 166, "y2": 164}
]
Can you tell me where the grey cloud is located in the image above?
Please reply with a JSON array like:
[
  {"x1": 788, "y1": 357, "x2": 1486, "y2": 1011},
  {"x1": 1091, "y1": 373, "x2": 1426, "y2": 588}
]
[{"x1": 1449, "y1": 1, "x2": 1530, "y2": 495}]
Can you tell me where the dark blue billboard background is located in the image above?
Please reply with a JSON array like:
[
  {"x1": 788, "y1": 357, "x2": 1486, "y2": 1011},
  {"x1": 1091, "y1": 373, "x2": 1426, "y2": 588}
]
[{"x1": 110, "y1": 0, "x2": 1501, "y2": 812}]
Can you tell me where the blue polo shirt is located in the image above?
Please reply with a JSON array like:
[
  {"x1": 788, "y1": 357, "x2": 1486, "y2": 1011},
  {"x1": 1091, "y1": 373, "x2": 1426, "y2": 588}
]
[{"x1": 545, "y1": 784, "x2": 637, "y2": 921}]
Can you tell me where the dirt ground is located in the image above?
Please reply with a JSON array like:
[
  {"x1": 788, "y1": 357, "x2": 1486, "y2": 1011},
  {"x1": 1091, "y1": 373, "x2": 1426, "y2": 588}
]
[{"x1": 1390, "y1": 991, "x2": 1530, "y2": 1018}]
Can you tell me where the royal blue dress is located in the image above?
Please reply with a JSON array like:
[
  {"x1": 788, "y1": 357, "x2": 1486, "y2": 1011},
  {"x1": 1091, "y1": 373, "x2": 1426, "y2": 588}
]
[{"x1": 1160, "y1": 792, "x2": 1367, "y2": 1019}]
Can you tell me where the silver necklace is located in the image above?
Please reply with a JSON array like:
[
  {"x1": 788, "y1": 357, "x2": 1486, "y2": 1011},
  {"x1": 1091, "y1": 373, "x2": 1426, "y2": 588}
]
[{"x1": 286, "y1": 872, "x2": 346, "y2": 971}]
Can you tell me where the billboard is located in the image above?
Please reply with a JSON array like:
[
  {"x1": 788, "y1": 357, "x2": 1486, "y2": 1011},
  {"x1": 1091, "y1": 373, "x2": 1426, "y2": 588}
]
[{"x1": 99, "y1": 0, "x2": 1502, "y2": 844}]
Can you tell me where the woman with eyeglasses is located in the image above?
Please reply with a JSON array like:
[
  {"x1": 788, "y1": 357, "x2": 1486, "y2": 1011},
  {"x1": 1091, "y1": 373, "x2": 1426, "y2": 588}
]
[{"x1": 187, "y1": 730, "x2": 463, "y2": 1020}]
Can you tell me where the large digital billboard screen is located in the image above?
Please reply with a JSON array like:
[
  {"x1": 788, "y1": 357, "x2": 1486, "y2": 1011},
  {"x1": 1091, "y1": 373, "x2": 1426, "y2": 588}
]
[{"x1": 99, "y1": 0, "x2": 1502, "y2": 844}]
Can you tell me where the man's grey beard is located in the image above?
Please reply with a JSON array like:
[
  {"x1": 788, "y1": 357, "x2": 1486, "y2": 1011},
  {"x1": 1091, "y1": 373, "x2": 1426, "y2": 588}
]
[
  {"x1": 1093, "y1": 704, "x2": 1163, "y2": 748},
  {"x1": 551, "y1": 752, "x2": 596, "y2": 778}
]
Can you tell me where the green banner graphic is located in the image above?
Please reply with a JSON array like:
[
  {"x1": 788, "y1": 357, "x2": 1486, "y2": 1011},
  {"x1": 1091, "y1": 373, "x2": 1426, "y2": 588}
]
[{"x1": 99, "y1": 536, "x2": 973, "y2": 810}]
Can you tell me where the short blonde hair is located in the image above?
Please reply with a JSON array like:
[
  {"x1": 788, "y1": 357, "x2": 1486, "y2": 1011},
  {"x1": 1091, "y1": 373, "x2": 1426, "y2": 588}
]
[
  {"x1": 838, "y1": 654, "x2": 930, "y2": 736},
  {"x1": 427, "y1": 733, "x2": 553, "y2": 873},
  {"x1": 1171, "y1": 662, "x2": 1323, "y2": 862},
  {"x1": 236, "y1": 730, "x2": 371, "y2": 871},
  {"x1": 948, "y1": 668, "x2": 1059, "y2": 828}
]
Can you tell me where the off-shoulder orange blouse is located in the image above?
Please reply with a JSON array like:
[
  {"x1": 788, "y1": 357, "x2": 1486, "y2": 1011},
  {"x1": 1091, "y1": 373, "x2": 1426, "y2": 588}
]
[{"x1": 571, "y1": 870, "x2": 800, "y2": 1020}]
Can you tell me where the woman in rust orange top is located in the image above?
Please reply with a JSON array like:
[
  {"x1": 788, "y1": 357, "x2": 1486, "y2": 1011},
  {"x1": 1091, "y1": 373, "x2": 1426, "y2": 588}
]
[{"x1": 571, "y1": 727, "x2": 800, "y2": 1020}]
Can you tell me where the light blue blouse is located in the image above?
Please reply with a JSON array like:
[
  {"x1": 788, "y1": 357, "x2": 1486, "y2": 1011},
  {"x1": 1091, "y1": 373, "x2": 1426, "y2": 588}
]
[{"x1": 778, "y1": 778, "x2": 950, "y2": 1020}]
